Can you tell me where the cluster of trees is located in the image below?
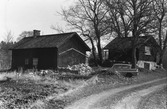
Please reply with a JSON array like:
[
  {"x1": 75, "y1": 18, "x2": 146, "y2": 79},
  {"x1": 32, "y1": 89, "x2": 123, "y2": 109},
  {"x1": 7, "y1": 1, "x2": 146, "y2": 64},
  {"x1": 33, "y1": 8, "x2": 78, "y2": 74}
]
[
  {"x1": 0, "y1": 31, "x2": 33, "y2": 70},
  {"x1": 53, "y1": 0, "x2": 167, "y2": 68},
  {"x1": 0, "y1": 31, "x2": 15, "y2": 70}
]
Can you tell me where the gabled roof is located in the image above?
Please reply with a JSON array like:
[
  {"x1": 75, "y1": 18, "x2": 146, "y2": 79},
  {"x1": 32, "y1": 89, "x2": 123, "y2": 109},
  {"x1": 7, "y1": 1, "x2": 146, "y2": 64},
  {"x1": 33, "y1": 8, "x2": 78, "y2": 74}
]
[
  {"x1": 10, "y1": 32, "x2": 90, "y2": 51},
  {"x1": 104, "y1": 36, "x2": 160, "y2": 50}
]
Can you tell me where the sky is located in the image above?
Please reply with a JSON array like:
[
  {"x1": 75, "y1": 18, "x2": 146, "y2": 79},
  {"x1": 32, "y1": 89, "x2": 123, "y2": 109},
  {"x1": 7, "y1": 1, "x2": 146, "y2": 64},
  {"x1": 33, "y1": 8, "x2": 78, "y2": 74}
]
[{"x1": 0, "y1": 0, "x2": 75, "y2": 42}]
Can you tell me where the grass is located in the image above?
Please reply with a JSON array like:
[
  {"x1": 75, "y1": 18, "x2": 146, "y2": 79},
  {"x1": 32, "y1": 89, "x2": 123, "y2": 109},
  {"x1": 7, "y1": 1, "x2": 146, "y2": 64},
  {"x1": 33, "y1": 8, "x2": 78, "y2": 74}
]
[
  {"x1": 0, "y1": 71, "x2": 73, "y2": 109},
  {"x1": 60, "y1": 68, "x2": 167, "y2": 105},
  {"x1": 93, "y1": 78, "x2": 167, "y2": 108},
  {"x1": 139, "y1": 86, "x2": 167, "y2": 109},
  {"x1": 0, "y1": 68, "x2": 166, "y2": 109}
]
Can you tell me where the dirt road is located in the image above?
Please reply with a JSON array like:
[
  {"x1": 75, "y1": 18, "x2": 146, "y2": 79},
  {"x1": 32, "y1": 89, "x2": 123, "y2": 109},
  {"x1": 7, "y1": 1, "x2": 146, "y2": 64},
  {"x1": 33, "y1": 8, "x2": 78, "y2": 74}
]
[
  {"x1": 111, "y1": 83, "x2": 166, "y2": 109},
  {"x1": 65, "y1": 77, "x2": 167, "y2": 109}
]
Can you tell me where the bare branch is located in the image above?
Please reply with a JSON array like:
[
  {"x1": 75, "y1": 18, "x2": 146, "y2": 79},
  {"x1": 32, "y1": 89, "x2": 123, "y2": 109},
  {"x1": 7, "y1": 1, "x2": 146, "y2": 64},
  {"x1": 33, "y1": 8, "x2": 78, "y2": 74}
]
[{"x1": 3, "y1": 30, "x2": 13, "y2": 43}]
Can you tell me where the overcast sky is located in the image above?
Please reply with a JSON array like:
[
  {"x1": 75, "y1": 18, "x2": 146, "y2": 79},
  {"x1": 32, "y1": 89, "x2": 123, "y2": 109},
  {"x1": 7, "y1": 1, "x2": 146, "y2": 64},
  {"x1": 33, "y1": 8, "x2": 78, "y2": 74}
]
[{"x1": 0, "y1": 0, "x2": 75, "y2": 42}]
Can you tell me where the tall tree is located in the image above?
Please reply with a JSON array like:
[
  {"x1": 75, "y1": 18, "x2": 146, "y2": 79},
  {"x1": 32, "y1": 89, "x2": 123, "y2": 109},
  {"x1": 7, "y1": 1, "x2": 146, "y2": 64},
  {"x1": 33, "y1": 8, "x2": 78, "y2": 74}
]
[
  {"x1": 0, "y1": 41, "x2": 14, "y2": 70},
  {"x1": 105, "y1": 0, "x2": 156, "y2": 68},
  {"x1": 57, "y1": 0, "x2": 110, "y2": 65},
  {"x1": 17, "y1": 31, "x2": 33, "y2": 42},
  {"x1": 152, "y1": 0, "x2": 167, "y2": 65},
  {"x1": 105, "y1": 0, "x2": 131, "y2": 37},
  {"x1": 3, "y1": 30, "x2": 13, "y2": 43},
  {"x1": 0, "y1": 31, "x2": 14, "y2": 70}
]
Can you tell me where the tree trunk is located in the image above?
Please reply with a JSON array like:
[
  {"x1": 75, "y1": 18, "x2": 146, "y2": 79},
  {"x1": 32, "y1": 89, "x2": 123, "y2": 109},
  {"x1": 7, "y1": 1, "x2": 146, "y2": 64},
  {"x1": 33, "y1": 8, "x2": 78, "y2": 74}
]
[
  {"x1": 94, "y1": 23, "x2": 103, "y2": 65},
  {"x1": 89, "y1": 37, "x2": 98, "y2": 66},
  {"x1": 97, "y1": 37, "x2": 103, "y2": 65},
  {"x1": 131, "y1": 42, "x2": 137, "y2": 68},
  {"x1": 158, "y1": 21, "x2": 162, "y2": 65},
  {"x1": 131, "y1": 22, "x2": 138, "y2": 68},
  {"x1": 159, "y1": 30, "x2": 167, "y2": 66}
]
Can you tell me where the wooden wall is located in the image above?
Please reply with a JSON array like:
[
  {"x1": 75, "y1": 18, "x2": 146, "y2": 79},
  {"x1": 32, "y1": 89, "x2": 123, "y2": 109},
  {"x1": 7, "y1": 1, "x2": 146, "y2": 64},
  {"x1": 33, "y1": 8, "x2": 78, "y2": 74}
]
[
  {"x1": 58, "y1": 49, "x2": 86, "y2": 67},
  {"x1": 58, "y1": 35, "x2": 87, "y2": 67},
  {"x1": 11, "y1": 48, "x2": 57, "y2": 70},
  {"x1": 138, "y1": 44, "x2": 157, "y2": 62},
  {"x1": 58, "y1": 35, "x2": 87, "y2": 54}
]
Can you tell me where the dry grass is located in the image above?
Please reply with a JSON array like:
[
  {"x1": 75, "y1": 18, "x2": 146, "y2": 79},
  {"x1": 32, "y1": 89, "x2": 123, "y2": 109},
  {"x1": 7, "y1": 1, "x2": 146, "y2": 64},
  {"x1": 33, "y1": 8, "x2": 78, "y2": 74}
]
[
  {"x1": 60, "y1": 68, "x2": 167, "y2": 104},
  {"x1": 0, "y1": 71, "x2": 73, "y2": 109},
  {"x1": 139, "y1": 86, "x2": 167, "y2": 109},
  {"x1": 0, "y1": 68, "x2": 166, "y2": 109}
]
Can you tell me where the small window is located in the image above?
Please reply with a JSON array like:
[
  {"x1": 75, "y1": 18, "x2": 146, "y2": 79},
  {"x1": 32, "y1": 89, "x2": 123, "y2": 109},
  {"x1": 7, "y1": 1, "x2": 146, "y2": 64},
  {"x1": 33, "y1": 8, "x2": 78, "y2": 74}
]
[
  {"x1": 33, "y1": 58, "x2": 38, "y2": 66},
  {"x1": 25, "y1": 58, "x2": 29, "y2": 65},
  {"x1": 145, "y1": 46, "x2": 151, "y2": 55},
  {"x1": 104, "y1": 49, "x2": 109, "y2": 60}
]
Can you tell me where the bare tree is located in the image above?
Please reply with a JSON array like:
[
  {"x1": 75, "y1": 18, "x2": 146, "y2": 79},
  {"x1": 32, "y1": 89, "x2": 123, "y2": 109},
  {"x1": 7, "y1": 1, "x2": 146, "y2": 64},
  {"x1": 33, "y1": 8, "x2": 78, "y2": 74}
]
[
  {"x1": 1, "y1": 31, "x2": 14, "y2": 70},
  {"x1": 56, "y1": 0, "x2": 110, "y2": 65},
  {"x1": 105, "y1": 0, "x2": 132, "y2": 37},
  {"x1": 152, "y1": 0, "x2": 167, "y2": 65},
  {"x1": 51, "y1": 24, "x2": 66, "y2": 33},
  {"x1": 3, "y1": 30, "x2": 13, "y2": 43},
  {"x1": 17, "y1": 31, "x2": 33, "y2": 42},
  {"x1": 105, "y1": 0, "x2": 156, "y2": 68}
]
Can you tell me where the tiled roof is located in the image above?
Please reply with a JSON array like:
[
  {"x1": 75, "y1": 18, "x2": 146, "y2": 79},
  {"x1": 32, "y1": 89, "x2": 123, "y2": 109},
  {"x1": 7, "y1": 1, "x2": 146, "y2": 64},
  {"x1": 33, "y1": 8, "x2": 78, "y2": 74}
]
[
  {"x1": 10, "y1": 32, "x2": 90, "y2": 50},
  {"x1": 104, "y1": 36, "x2": 159, "y2": 50}
]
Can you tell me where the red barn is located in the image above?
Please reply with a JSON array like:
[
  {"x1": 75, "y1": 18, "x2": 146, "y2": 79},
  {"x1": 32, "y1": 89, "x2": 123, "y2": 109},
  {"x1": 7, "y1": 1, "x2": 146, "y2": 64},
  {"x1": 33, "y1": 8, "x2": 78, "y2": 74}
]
[{"x1": 10, "y1": 30, "x2": 90, "y2": 70}]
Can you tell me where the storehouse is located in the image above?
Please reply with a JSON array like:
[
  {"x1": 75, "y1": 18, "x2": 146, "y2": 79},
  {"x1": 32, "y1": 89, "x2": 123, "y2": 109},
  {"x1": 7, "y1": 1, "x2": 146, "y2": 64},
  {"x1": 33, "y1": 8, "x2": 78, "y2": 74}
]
[
  {"x1": 10, "y1": 30, "x2": 90, "y2": 70},
  {"x1": 104, "y1": 36, "x2": 160, "y2": 70}
]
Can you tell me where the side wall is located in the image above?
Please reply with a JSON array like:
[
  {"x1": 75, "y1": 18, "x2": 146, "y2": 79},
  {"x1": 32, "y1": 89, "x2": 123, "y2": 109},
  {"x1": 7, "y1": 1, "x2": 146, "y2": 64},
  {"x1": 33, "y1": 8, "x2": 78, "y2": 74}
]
[
  {"x1": 12, "y1": 48, "x2": 57, "y2": 70},
  {"x1": 138, "y1": 45, "x2": 157, "y2": 62},
  {"x1": 58, "y1": 49, "x2": 86, "y2": 67},
  {"x1": 58, "y1": 36, "x2": 87, "y2": 67}
]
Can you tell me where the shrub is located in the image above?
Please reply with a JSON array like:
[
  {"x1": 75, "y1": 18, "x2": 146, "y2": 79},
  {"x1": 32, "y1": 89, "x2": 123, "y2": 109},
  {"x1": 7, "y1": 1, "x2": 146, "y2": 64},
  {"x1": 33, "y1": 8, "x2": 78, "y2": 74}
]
[{"x1": 67, "y1": 64, "x2": 93, "y2": 76}]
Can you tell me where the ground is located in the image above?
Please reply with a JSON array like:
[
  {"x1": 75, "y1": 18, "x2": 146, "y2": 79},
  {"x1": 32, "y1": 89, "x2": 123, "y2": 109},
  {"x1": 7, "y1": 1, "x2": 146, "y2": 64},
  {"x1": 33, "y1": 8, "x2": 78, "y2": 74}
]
[
  {"x1": 0, "y1": 68, "x2": 166, "y2": 109},
  {"x1": 65, "y1": 78, "x2": 167, "y2": 109}
]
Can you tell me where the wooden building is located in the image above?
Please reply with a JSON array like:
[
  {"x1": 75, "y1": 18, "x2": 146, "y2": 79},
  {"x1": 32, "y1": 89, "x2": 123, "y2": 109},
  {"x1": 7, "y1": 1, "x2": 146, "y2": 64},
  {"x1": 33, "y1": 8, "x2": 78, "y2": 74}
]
[
  {"x1": 104, "y1": 36, "x2": 160, "y2": 70},
  {"x1": 10, "y1": 30, "x2": 90, "y2": 70}
]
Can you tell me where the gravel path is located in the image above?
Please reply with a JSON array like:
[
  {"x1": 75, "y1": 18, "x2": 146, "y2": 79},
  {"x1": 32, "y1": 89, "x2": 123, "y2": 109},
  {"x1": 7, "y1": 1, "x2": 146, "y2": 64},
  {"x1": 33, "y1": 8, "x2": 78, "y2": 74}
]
[{"x1": 65, "y1": 77, "x2": 167, "y2": 109}]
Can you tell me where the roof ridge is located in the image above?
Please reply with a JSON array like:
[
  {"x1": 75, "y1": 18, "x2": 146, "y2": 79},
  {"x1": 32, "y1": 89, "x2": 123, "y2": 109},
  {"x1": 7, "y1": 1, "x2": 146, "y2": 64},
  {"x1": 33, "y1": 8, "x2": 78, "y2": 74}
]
[
  {"x1": 24, "y1": 32, "x2": 76, "y2": 39},
  {"x1": 56, "y1": 32, "x2": 76, "y2": 47},
  {"x1": 10, "y1": 32, "x2": 83, "y2": 50}
]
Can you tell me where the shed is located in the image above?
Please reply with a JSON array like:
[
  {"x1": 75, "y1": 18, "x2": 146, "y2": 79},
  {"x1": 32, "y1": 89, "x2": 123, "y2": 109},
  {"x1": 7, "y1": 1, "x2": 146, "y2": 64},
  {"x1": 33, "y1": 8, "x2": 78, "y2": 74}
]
[
  {"x1": 103, "y1": 36, "x2": 160, "y2": 70},
  {"x1": 10, "y1": 31, "x2": 90, "y2": 70}
]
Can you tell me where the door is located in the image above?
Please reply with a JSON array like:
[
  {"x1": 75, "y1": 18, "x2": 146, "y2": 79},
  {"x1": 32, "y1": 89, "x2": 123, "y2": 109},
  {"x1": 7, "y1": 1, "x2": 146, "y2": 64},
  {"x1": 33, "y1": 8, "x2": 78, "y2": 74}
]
[
  {"x1": 33, "y1": 58, "x2": 38, "y2": 69},
  {"x1": 144, "y1": 63, "x2": 150, "y2": 70}
]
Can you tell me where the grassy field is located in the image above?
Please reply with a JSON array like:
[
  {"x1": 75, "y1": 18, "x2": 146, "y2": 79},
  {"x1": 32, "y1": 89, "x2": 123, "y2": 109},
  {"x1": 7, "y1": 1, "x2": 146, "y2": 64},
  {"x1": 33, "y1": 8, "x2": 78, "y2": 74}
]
[
  {"x1": 0, "y1": 68, "x2": 166, "y2": 109},
  {"x1": 0, "y1": 72, "x2": 73, "y2": 109}
]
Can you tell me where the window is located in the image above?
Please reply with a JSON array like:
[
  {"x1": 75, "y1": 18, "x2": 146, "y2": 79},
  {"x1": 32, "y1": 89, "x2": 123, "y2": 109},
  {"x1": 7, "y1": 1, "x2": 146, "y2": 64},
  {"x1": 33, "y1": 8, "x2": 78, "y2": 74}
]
[
  {"x1": 145, "y1": 46, "x2": 151, "y2": 55},
  {"x1": 104, "y1": 49, "x2": 109, "y2": 60},
  {"x1": 33, "y1": 58, "x2": 38, "y2": 66},
  {"x1": 25, "y1": 58, "x2": 29, "y2": 65}
]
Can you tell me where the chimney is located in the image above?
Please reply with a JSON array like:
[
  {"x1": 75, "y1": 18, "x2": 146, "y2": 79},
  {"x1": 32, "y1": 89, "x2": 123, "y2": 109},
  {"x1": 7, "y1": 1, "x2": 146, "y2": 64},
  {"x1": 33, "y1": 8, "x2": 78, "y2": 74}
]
[{"x1": 33, "y1": 30, "x2": 40, "y2": 38}]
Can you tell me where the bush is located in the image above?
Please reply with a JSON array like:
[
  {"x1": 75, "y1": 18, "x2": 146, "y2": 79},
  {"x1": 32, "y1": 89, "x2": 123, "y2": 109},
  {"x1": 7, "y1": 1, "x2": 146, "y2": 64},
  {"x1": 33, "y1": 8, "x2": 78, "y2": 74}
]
[{"x1": 67, "y1": 64, "x2": 93, "y2": 76}]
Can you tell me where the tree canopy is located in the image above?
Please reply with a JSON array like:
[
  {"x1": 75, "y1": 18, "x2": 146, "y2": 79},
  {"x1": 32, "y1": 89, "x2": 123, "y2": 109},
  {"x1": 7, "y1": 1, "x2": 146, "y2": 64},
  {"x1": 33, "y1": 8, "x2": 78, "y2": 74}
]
[{"x1": 54, "y1": 0, "x2": 167, "y2": 67}]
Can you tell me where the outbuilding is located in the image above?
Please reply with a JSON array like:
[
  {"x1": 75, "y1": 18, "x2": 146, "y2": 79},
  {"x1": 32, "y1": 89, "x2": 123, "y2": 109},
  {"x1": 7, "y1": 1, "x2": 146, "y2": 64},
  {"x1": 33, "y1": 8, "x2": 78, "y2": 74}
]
[
  {"x1": 10, "y1": 30, "x2": 90, "y2": 70},
  {"x1": 103, "y1": 36, "x2": 160, "y2": 70}
]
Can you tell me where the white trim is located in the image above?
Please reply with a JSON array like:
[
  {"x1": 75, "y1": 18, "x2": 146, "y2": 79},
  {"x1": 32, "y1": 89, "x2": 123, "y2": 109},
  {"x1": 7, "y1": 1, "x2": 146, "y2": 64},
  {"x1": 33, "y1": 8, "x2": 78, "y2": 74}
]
[
  {"x1": 137, "y1": 60, "x2": 157, "y2": 70},
  {"x1": 59, "y1": 48, "x2": 88, "y2": 57}
]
